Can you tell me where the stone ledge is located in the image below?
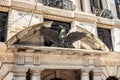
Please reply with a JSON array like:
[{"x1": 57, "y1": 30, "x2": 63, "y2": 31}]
[{"x1": 13, "y1": 45, "x2": 109, "y2": 55}]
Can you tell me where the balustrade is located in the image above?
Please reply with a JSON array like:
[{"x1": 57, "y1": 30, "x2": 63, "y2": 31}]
[
  {"x1": 42, "y1": 0, "x2": 74, "y2": 11},
  {"x1": 92, "y1": 7, "x2": 113, "y2": 19}
]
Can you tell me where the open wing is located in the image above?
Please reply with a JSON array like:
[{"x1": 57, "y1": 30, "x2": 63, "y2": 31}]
[
  {"x1": 64, "y1": 32, "x2": 86, "y2": 43},
  {"x1": 40, "y1": 26, "x2": 61, "y2": 43}
]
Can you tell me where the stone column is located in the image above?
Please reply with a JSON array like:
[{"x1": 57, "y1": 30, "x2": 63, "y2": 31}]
[
  {"x1": 101, "y1": 0, "x2": 108, "y2": 10},
  {"x1": 107, "y1": 0, "x2": 118, "y2": 19},
  {"x1": 82, "y1": 0, "x2": 91, "y2": 13},
  {"x1": 13, "y1": 68, "x2": 28, "y2": 80},
  {"x1": 75, "y1": 0, "x2": 82, "y2": 11},
  {"x1": 111, "y1": 28, "x2": 120, "y2": 51},
  {"x1": 94, "y1": 70, "x2": 102, "y2": 80},
  {"x1": 30, "y1": 69, "x2": 43, "y2": 80},
  {"x1": 81, "y1": 70, "x2": 89, "y2": 80}
]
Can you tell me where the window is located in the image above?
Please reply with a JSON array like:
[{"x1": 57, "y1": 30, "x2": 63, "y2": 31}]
[
  {"x1": 0, "y1": 12, "x2": 8, "y2": 42},
  {"x1": 115, "y1": 0, "x2": 120, "y2": 18},
  {"x1": 42, "y1": 0, "x2": 74, "y2": 11},
  {"x1": 97, "y1": 27, "x2": 113, "y2": 51},
  {"x1": 90, "y1": 0, "x2": 103, "y2": 12}
]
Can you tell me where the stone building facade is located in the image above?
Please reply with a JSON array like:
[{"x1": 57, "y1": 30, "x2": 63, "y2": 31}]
[{"x1": 0, "y1": 0, "x2": 120, "y2": 80}]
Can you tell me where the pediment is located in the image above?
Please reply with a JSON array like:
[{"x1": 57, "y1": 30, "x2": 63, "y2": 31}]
[{"x1": 6, "y1": 22, "x2": 109, "y2": 51}]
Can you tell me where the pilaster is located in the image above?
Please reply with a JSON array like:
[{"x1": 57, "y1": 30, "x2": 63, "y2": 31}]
[
  {"x1": 81, "y1": 69, "x2": 89, "y2": 80},
  {"x1": 94, "y1": 70, "x2": 102, "y2": 80},
  {"x1": 82, "y1": 0, "x2": 91, "y2": 13},
  {"x1": 13, "y1": 68, "x2": 28, "y2": 80},
  {"x1": 107, "y1": 0, "x2": 118, "y2": 19},
  {"x1": 30, "y1": 69, "x2": 44, "y2": 80},
  {"x1": 75, "y1": 0, "x2": 82, "y2": 11}
]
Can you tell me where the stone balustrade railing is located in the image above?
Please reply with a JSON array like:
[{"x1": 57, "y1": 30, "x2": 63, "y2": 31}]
[{"x1": 0, "y1": 0, "x2": 11, "y2": 6}]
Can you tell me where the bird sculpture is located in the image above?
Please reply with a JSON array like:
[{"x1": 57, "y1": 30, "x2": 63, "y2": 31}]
[{"x1": 40, "y1": 25, "x2": 86, "y2": 48}]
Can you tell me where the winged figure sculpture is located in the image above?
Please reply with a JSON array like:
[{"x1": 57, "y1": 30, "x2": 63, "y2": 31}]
[{"x1": 40, "y1": 25, "x2": 86, "y2": 48}]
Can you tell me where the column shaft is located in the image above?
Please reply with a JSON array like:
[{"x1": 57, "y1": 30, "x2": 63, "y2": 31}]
[
  {"x1": 82, "y1": 0, "x2": 91, "y2": 13},
  {"x1": 81, "y1": 70, "x2": 89, "y2": 80},
  {"x1": 94, "y1": 70, "x2": 102, "y2": 80},
  {"x1": 101, "y1": 0, "x2": 107, "y2": 9},
  {"x1": 75, "y1": 0, "x2": 82, "y2": 11},
  {"x1": 107, "y1": 0, "x2": 118, "y2": 19}
]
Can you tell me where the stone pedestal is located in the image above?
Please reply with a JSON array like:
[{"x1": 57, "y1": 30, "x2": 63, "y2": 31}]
[{"x1": 13, "y1": 68, "x2": 28, "y2": 80}]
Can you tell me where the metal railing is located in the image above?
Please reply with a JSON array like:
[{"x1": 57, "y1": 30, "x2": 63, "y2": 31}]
[
  {"x1": 42, "y1": 0, "x2": 75, "y2": 11},
  {"x1": 92, "y1": 7, "x2": 113, "y2": 19}
]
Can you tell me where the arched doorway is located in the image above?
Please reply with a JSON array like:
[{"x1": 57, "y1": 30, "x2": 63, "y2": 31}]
[
  {"x1": 50, "y1": 78, "x2": 63, "y2": 80},
  {"x1": 106, "y1": 76, "x2": 118, "y2": 80}
]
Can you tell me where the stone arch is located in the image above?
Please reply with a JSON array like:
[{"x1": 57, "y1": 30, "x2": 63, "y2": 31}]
[
  {"x1": 6, "y1": 22, "x2": 109, "y2": 51},
  {"x1": 41, "y1": 70, "x2": 76, "y2": 80}
]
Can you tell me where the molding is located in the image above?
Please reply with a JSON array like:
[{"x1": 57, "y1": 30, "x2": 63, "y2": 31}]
[
  {"x1": 0, "y1": 6, "x2": 10, "y2": 12},
  {"x1": 44, "y1": 14, "x2": 72, "y2": 22}
]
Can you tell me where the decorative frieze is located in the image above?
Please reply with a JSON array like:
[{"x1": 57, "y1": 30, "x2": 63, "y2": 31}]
[{"x1": 13, "y1": 46, "x2": 105, "y2": 67}]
